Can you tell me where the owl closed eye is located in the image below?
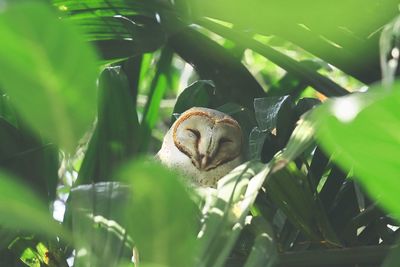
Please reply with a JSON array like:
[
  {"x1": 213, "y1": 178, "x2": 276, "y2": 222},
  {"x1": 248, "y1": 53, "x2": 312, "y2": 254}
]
[{"x1": 157, "y1": 107, "x2": 243, "y2": 187}]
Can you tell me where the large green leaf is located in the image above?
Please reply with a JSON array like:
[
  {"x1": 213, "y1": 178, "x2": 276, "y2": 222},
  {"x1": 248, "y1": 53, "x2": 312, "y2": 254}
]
[
  {"x1": 192, "y1": 0, "x2": 397, "y2": 83},
  {"x1": 68, "y1": 182, "x2": 133, "y2": 266},
  {"x1": 78, "y1": 67, "x2": 140, "y2": 184},
  {"x1": 117, "y1": 159, "x2": 199, "y2": 267},
  {"x1": 199, "y1": 19, "x2": 349, "y2": 97},
  {"x1": 0, "y1": 171, "x2": 64, "y2": 239},
  {"x1": 310, "y1": 84, "x2": 400, "y2": 220},
  {"x1": 0, "y1": 118, "x2": 58, "y2": 203},
  {"x1": 0, "y1": 2, "x2": 98, "y2": 152}
]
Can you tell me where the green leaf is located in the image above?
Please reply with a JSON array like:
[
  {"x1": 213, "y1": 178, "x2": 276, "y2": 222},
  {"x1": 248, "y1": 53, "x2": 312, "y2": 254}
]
[
  {"x1": 382, "y1": 242, "x2": 400, "y2": 267},
  {"x1": 140, "y1": 48, "x2": 173, "y2": 152},
  {"x1": 117, "y1": 159, "x2": 199, "y2": 267},
  {"x1": 68, "y1": 182, "x2": 134, "y2": 266},
  {"x1": 0, "y1": 170, "x2": 64, "y2": 239},
  {"x1": 20, "y1": 247, "x2": 40, "y2": 267},
  {"x1": 310, "y1": 84, "x2": 400, "y2": 220},
  {"x1": 266, "y1": 163, "x2": 340, "y2": 245},
  {"x1": 243, "y1": 217, "x2": 277, "y2": 267},
  {"x1": 196, "y1": 161, "x2": 268, "y2": 267},
  {"x1": 199, "y1": 19, "x2": 349, "y2": 97},
  {"x1": 78, "y1": 67, "x2": 140, "y2": 184},
  {"x1": 193, "y1": 1, "x2": 395, "y2": 83},
  {"x1": 0, "y1": 2, "x2": 99, "y2": 152},
  {"x1": 172, "y1": 80, "x2": 215, "y2": 121},
  {"x1": 70, "y1": 16, "x2": 166, "y2": 61},
  {"x1": 254, "y1": 96, "x2": 290, "y2": 132},
  {"x1": 0, "y1": 118, "x2": 58, "y2": 202}
]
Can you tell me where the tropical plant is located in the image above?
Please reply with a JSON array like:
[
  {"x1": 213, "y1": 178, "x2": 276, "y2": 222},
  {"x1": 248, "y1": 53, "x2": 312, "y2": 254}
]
[{"x1": 0, "y1": 0, "x2": 400, "y2": 267}]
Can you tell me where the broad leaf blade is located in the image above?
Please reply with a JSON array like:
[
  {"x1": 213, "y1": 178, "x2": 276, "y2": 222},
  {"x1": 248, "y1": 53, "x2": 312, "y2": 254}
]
[
  {"x1": 69, "y1": 182, "x2": 133, "y2": 267},
  {"x1": 78, "y1": 67, "x2": 140, "y2": 184},
  {"x1": 310, "y1": 84, "x2": 400, "y2": 220},
  {"x1": 0, "y1": 2, "x2": 98, "y2": 152},
  {"x1": 0, "y1": 171, "x2": 64, "y2": 239},
  {"x1": 117, "y1": 160, "x2": 199, "y2": 267}
]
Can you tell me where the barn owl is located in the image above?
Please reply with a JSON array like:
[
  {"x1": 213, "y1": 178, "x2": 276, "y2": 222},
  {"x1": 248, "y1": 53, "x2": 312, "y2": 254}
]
[{"x1": 157, "y1": 107, "x2": 243, "y2": 187}]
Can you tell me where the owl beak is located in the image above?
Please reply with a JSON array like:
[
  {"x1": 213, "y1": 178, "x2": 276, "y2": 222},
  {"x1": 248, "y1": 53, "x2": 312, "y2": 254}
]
[{"x1": 198, "y1": 154, "x2": 211, "y2": 170}]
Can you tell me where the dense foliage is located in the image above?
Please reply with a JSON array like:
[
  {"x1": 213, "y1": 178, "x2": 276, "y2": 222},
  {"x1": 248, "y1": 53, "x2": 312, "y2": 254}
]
[{"x1": 0, "y1": 0, "x2": 400, "y2": 266}]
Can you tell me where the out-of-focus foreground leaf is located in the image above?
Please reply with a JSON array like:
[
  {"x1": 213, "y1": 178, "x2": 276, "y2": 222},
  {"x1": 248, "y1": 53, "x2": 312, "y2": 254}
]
[
  {"x1": 117, "y1": 159, "x2": 199, "y2": 267},
  {"x1": 191, "y1": 0, "x2": 398, "y2": 83},
  {"x1": 69, "y1": 182, "x2": 133, "y2": 267},
  {"x1": 0, "y1": 171, "x2": 64, "y2": 239},
  {"x1": 0, "y1": 118, "x2": 58, "y2": 202},
  {"x1": 0, "y1": 2, "x2": 98, "y2": 152},
  {"x1": 310, "y1": 83, "x2": 400, "y2": 220}
]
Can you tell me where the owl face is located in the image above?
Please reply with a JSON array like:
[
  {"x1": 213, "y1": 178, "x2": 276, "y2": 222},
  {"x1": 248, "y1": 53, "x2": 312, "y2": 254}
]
[{"x1": 157, "y1": 107, "x2": 243, "y2": 187}]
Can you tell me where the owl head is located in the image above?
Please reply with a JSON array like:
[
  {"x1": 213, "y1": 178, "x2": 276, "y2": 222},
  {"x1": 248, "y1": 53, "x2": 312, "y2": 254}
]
[{"x1": 157, "y1": 107, "x2": 243, "y2": 187}]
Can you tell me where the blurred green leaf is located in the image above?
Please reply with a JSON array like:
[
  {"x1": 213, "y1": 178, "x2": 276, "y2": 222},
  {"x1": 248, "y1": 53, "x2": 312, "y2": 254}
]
[
  {"x1": 0, "y1": 118, "x2": 58, "y2": 202},
  {"x1": 68, "y1": 182, "x2": 133, "y2": 266},
  {"x1": 0, "y1": 171, "x2": 64, "y2": 239},
  {"x1": 0, "y1": 90, "x2": 18, "y2": 126},
  {"x1": 20, "y1": 247, "x2": 40, "y2": 267},
  {"x1": 276, "y1": 245, "x2": 391, "y2": 266},
  {"x1": 199, "y1": 19, "x2": 349, "y2": 97},
  {"x1": 78, "y1": 67, "x2": 140, "y2": 184},
  {"x1": 268, "y1": 60, "x2": 328, "y2": 98},
  {"x1": 117, "y1": 159, "x2": 199, "y2": 267},
  {"x1": 0, "y1": 2, "x2": 98, "y2": 152},
  {"x1": 310, "y1": 85, "x2": 400, "y2": 220},
  {"x1": 194, "y1": 1, "x2": 396, "y2": 83},
  {"x1": 379, "y1": 15, "x2": 400, "y2": 87},
  {"x1": 382, "y1": 242, "x2": 400, "y2": 267}
]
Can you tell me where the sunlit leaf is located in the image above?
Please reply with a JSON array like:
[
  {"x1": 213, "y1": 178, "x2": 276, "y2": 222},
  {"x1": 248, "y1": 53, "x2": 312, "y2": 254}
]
[
  {"x1": 68, "y1": 182, "x2": 133, "y2": 266},
  {"x1": 117, "y1": 159, "x2": 199, "y2": 267},
  {"x1": 0, "y1": 2, "x2": 98, "y2": 152},
  {"x1": 140, "y1": 48, "x2": 173, "y2": 151},
  {"x1": 310, "y1": 85, "x2": 400, "y2": 220},
  {"x1": 196, "y1": 161, "x2": 268, "y2": 267}
]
